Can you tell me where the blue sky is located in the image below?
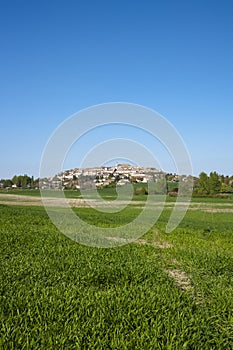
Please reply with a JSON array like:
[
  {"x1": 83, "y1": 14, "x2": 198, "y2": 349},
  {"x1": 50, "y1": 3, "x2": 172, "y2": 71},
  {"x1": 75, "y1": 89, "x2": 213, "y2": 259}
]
[{"x1": 0, "y1": 0, "x2": 233, "y2": 178}]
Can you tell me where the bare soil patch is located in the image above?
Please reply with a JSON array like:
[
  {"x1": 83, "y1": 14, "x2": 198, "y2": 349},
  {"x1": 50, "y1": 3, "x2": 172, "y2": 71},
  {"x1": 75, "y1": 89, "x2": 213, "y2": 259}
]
[
  {"x1": 203, "y1": 208, "x2": 233, "y2": 213},
  {"x1": 165, "y1": 268, "x2": 193, "y2": 292},
  {"x1": 135, "y1": 239, "x2": 173, "y2": 249}
]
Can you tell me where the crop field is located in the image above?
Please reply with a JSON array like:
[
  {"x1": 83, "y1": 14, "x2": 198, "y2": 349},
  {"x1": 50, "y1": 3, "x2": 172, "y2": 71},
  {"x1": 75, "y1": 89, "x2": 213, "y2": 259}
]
[{"x1": 0, "y1": 195, "x2": 233, "y2": 349}]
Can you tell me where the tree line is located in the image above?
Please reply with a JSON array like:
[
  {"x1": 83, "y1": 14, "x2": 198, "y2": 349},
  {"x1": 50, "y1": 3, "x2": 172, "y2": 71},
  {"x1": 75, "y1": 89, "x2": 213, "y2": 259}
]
[
  {"x1": 193, "y1": 172, "x2": 233, "y2": 195},
  {"x1": 0, "y1": 175, "x2": 39, "y2": 189},
  {"x1": 0, "y1": 172, "x2": 233, "y2": 196}
]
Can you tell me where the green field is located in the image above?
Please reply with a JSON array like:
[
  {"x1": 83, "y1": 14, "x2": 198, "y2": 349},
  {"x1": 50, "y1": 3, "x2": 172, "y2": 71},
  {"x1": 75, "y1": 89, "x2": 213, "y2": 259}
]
[
  {"x1": 1, "y1": 187, "x2": 232, "y2": 201},
  {"x1": 0, "y1": 197, "x2": 233, "y2": 349}
]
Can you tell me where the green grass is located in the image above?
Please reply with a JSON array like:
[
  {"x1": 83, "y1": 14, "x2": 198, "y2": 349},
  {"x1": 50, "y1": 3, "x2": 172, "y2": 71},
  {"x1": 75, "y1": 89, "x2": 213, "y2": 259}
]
[
  {"x1": 0, "y1": 201, "x2": 233, "y2": 349},
  {"x1": 0, "y1": 189, "x2": 82, "y2": 198},
  {"x1": 1, "y1": 187, "x2": 232, "y2": 202},
  {"x1": 0, "y1": 189, "x2": 42, "y2": 196}
]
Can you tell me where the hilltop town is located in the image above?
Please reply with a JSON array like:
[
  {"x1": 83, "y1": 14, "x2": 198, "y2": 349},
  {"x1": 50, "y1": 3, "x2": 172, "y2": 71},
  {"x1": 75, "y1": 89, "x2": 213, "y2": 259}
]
[
  {"x1": 40, "y1": 164, "x2": 168, "y2": 190},
  {"x1": 1, "y1": 165, "x2": 232, "y2": 196}
]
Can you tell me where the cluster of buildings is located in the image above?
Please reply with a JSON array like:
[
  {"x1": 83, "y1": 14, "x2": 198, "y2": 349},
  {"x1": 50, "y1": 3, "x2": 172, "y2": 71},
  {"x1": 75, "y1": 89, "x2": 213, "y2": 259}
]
[{"x1": 40, "y1": 164, "x2": 165, "y2": 190}]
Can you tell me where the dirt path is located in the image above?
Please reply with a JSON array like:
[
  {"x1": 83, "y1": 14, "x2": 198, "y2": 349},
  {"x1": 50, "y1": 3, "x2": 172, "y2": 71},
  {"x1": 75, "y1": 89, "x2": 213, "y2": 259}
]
[{"x1": 0, "y1": 193, "x2": 232, "y2": 211}]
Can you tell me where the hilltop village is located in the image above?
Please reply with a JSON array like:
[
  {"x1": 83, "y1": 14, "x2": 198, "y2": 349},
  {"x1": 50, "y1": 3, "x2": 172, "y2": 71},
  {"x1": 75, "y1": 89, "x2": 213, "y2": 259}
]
[
  {"x1": 1, "y1": 165, "x2": 232, "y2": 196},
  {"x1": 40, "y1": 164, "x2": 168, "y2": 190}
]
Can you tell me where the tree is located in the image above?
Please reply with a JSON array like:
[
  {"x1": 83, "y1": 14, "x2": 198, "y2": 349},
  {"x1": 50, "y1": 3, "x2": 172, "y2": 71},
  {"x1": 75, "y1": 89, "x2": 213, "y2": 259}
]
[
  {"x1": 154, "y1": 178, "x2": 167, "y2": 194},
  {"x1": 12, "y1": 175, "x2": 18, "y2": 186},
  {"x1": 11, "y1": 174, "x2": 33, "y2": 188},
  {"x1": 4, "y1": 179, "x2": 12, "y2": 188},
  {"x1": 209, "y1": 171, "x2": 221, "y2": 194},
  {"x1": 134, "y1": 187, "x2": 148, "y2": 195},
  {"x1": 221, "y1": 183, "x2": 233, "y2": 193},
  {"x1": 197, "y1": 172, "x2": 210, "y2": 194},
  {"x1": 224, "y1": 176, "x2": 230, "y2": 185}
]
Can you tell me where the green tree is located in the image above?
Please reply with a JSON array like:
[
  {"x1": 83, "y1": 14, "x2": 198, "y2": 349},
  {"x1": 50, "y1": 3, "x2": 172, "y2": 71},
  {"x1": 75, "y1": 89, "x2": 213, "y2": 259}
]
[
  {"x1": 197, "y1": 172, "x2": 210, "y2": 194},
  {"x1": 209, "y1": 171, "x2": 221, "y2": 194},
  {"x1": 154, "y1": 178, "x2": 167, "y2": 194},
  {"x1": 12, "y1": 174, "x2": 32, "y2": 188},
  {"x1": 221, "y1": 183, "x2": 233, "y2": 193},
  {"x1": 4, "y1": 179, "x2": 13, "y2": 188},
  {"x1": 12, "y1": 175, "x2": 18, "y2": 186},
  {"x1": 224, "y1": 176, "x2": 230, "y2": 185}
]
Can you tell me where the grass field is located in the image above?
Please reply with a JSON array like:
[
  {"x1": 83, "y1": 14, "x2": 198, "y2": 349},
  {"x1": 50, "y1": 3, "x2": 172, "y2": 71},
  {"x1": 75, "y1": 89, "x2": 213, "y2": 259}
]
[
  {"x1": 1, "y1": 187, "x2": 232, "y2": 201},
  {"x1": 0, "y1": 195, "x2": 233, "y2": 349}
]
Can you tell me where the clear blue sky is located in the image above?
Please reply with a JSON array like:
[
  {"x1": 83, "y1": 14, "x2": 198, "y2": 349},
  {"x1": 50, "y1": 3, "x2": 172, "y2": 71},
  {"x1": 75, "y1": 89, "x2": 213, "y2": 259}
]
[{"x1": 1, "y1": 0, "x2": 233, "y2": 178}]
